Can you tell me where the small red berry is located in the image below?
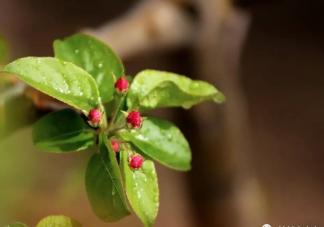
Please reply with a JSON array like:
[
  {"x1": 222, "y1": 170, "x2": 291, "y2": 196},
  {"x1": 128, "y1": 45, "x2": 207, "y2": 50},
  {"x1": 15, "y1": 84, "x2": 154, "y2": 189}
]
[
  {"x1": 127, "y1": 111, "x2": 142, "y2": 128},
  {"x1": 115, "y1": 77, "x2": 129, "y2": 93},
  {"x1": 129, "y1": 154, "x2": 144, "y2": 169},
  {"x1": 88, "y1": 108, "x2": 101, "y2": 125},
  {"x1": 111, "y1": 139, "x2": 120, "y2": 153}
]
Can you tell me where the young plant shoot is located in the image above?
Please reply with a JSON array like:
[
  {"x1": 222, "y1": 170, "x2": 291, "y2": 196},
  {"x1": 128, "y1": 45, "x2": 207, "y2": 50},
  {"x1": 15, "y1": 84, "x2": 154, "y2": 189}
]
[{"x1": 1, "y1": 33, "x2": 225, "y2": 227}]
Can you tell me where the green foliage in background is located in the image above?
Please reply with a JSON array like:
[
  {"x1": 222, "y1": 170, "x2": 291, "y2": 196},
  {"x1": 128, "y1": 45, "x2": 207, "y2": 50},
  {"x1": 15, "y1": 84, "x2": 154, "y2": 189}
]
[
  {"x1": 6, "y1": 222, "x2": 28, "y2": 227},
  {"x1": 0, "y1": 83, "x2": 37, "y2": 139},
  {"x1": 36, "y1": 215, "x2": 81, "y2": 227},
  {"x1": 6, "y1": 215, "x2": 81, "y2": 227},
  {"x1": 1, "y1": 33, "x2": 225, "y2": 227},
  {"x1": 0, "y1": 35, "x2": 9, "y2": 65}
]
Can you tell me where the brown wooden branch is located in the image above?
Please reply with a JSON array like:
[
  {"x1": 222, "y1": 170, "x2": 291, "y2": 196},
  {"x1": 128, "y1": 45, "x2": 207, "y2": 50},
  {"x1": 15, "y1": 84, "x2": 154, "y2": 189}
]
[
  {"x1": 190, "y1": 0, "x2": 265, "y2": 226},
  {"x1": 83, "y1": 0, "x2": 196, "y2": 58}
]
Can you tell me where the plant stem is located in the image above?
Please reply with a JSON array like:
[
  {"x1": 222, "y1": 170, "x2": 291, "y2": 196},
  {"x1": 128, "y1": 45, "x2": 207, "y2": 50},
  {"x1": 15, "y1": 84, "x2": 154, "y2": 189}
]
[
  {"x1": 107, "y1": 124, "x2": 126, "y2": 137},
  {"x1": 98, "y1": 104, "x2": 108, "y2": 133},
  {"x1": 107, "y1": 94, "x2": 125, "y2": 132}
]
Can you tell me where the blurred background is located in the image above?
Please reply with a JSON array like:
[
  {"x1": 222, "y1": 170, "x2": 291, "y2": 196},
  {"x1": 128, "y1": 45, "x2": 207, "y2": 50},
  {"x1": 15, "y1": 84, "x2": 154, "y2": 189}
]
[{"x1": 1, "y1": 0, "x2": 324, "y2": 226}]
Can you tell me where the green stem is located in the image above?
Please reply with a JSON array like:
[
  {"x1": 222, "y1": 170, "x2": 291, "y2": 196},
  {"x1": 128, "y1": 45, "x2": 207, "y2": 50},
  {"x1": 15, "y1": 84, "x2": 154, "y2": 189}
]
[
  {"x1": 98, "y1": 105, "x2": 108, "y2": 133},
  {"x1": 107, "y1": 124, "x2": 126, "y2": 137},
  {"x1": 107, "y1": 94, "x2": 125, "y2": 132}
]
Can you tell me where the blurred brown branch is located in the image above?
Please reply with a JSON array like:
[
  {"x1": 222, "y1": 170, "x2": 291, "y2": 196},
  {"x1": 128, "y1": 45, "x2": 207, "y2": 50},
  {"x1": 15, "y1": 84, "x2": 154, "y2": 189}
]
[
  {"x1": 192, "y1": 0, "x2": 265, "y2": 226},
  {"x1": 84, "y1": 0, "x2": 196, "y2": 58}
]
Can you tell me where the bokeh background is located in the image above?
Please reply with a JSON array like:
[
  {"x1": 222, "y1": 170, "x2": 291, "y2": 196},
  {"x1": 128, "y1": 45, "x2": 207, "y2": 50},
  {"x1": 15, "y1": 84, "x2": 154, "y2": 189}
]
[{"x1": 1, "y1": 0, "x2": 324, "y2": 227}]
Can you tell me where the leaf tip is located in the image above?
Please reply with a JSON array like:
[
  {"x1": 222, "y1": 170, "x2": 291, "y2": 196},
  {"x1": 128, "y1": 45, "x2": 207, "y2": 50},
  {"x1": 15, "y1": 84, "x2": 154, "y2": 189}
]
[{"x1": 213, "y1": 91, "x2": 226, "y2": 104}]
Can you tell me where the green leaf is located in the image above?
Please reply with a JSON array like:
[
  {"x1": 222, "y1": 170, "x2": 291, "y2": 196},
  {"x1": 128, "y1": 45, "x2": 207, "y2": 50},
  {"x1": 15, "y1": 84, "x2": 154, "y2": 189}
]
[
  {"x1": 54, "y1": 33, "x2": 124, "y2": 103},
  {"x1": 85, "y1": 134, "x2": 129, "y2": 222},
  {"x1": 36, "y1": 215, "x2": 81, "y2": 227},
  {"x1": 32, "y1": 109, "x2": 95, "y2": 152},
  {"x1": 127, "y1": 69, "x2": 225, "y2": 110},
  {"x1": 6, "y1": 223, "x2": 28, "y2": 227},
  {"x1": 3, "y1": 57, "x2": 100, "y2": 113},
  {"x1": 118, "y1": 117, "x2": 191, "y2": 171},
  {"x1": 121, "y1": 150, "x2": 159, "y2": 227}
]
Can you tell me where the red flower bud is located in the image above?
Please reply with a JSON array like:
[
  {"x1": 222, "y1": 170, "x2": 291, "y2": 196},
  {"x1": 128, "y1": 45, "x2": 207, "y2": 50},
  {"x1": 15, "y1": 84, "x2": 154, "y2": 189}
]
[
  {"x1": 88, "y1": 108, "x2": 101, "y2": 125},
  {"x1": 115, "y1": 77, "x2": 129, "y2": 93},
  {"x1": 126, "y1": 111, "x2": 142, "y2": 128},
  {"x1": 129, "y1": 154, "x2": 144, "y2": 169},
  {"x1": 111, "y1": 139, "x2": 120, "y2": 153}
]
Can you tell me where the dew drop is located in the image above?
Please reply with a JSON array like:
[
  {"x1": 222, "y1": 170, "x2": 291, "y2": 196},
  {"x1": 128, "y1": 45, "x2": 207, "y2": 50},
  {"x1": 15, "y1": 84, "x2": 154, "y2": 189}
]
[
  {"x1": 192, "y1": 82, "x2": 199, "y2": 88},
  {"x1": 74, "y1": 49, "x2": 80, "y2": 54},
  {"x1": 136, "y1": 134, "x2": 148, "y2": 141},
  {"x1": 183, "y1": 103, "x2": 192, "y2": 109},
  {"x1": 98, "y1": 63, "x2": 103, "y2": 68}
]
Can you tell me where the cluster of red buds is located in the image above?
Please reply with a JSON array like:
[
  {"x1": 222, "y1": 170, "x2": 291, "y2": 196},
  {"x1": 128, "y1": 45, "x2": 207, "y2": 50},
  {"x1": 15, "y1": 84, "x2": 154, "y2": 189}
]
[
  {"x1": 115, "y1": 76, "x2": 143, "y2": 128},
  {"x1": 110, "y1": 139, "x2": 144, "y2": 169},
  {"x1": 87, "y1": 77, "x2": 145, "y2": 169}
]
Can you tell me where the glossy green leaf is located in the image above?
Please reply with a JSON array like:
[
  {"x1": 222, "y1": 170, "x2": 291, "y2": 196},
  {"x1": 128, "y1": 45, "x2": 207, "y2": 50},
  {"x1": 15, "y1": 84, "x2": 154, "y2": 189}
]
[
  {"x1": 85, "y1": 134, "x2": 129, "y2": 222},
  {"x1": 36, "y1": 215, "x2": 81, "y2": 227},
  {"x1": 127, "y1": 70, "x2": 225, "y2": 110},
  {"x1": 54, "y1": 33, "x2": 124, "y2": 103},
  {"x1": 118, "y1": 117, "x2": 191, "y2": 171},
  {"x1": 3, "y1": 57, "x2": 100, "y2": 113},
  {"x1": 32, "y1": 109, "x2": 95, "y2": 152},
  {"x1": 121, "y1": 150, "x2": 159, "y2": 227},
  {"x1": 6, "y1": 223, "x2": 28, "y2": 227}
]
